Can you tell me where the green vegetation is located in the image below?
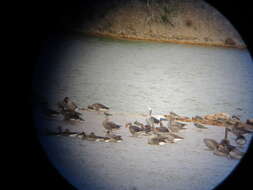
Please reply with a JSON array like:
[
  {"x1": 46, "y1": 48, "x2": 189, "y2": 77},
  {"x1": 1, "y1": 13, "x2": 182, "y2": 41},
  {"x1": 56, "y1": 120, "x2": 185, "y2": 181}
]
[
  {"x1": 160, "y1": 4, "x2": 179, "y2": 27},
  {"x1": 161, "y1": 15, "x2": 169, "y2": 23},
  {"x1": 225, "y1": 38, "x2": 236, "y2": 46}
]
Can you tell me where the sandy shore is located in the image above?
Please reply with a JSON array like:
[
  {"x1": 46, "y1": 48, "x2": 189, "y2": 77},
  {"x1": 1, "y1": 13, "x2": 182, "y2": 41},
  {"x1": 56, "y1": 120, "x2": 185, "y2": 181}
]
[
  {"x1": 81, "y1": 31, "x2": 246, "y2": 49},
  {"x1": 37, "y1": 109, "x2": 251, "y2": 190}
]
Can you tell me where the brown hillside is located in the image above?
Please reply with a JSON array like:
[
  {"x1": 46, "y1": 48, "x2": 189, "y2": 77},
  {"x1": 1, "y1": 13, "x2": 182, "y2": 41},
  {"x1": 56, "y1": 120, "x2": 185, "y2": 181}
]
[{"x1": 79, "y1": 0, "x2": 245, "y2": 48}]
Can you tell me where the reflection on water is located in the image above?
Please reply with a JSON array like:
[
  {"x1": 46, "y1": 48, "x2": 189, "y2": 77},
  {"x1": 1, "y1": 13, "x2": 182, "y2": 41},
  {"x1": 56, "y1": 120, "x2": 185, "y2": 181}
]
[{"x1": 33, "y1": 36, "x2": 253, "y2": 119}]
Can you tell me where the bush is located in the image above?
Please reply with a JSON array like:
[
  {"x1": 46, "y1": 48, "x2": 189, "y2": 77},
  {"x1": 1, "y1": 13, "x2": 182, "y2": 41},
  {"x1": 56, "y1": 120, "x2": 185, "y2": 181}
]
[
  {"x1": 225, "y1": 38, "x2": 236, "y2": 46},
  {"x1": 161, "y1": 15, "x2": 169, "y2": 23},
  {"x1": 185, "y1": 19, "x2": 193, "y2": 27}
]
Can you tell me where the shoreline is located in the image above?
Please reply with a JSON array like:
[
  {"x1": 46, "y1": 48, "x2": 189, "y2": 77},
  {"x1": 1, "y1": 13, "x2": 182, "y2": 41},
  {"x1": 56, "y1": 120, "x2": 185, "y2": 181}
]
[{"x1": 77, "y1": 31, "x2": 247, "y2": 50}]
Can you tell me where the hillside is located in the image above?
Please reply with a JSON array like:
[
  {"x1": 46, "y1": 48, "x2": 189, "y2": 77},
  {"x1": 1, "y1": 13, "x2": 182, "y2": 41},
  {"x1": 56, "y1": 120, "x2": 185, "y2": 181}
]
[{"x1": 77, "y1": 0, "x2": 245, "y2": 48}]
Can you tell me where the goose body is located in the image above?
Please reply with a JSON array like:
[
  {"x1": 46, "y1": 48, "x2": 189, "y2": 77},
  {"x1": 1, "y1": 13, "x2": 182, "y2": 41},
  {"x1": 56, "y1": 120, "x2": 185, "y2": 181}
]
[
  {"x1": 61, "y1": 110, "x2": 84, "y2": 121},
  {"x1": 228, "y1": 148, "x2": 245, "y2": 160},
  {"x1": 204, "y1": 128, "x2": 244, "y2": 159},
  {"x1": 105, "y1": 131, "x2": 123, "y2": 142},
  {"x1": 102, "y1": 117, "x2": 121, "y2": 132},
  {"x1": 203, "y1": 138, "x2": 219, "y2": 150},
  {"x1": 168, "y1": 120, "x2": 187, "y2": 132},
  {"x1": 194, "y1": 123, "x2": 208, "y2": 129},
  {"x1": 42, "y1": 108, "x2": 60, "y2": 118},
  {"x1": 125, "y1": 122, "x2": 144, "y2": 137},
  {"x1": 148, "y1": 134, "x2": 167, "y2": 145},
  {"x1": 57, "y1": 97, "x2": 78, "y2": 112},
  {"x1": 154, "y1": 121, "x2": 169, "y2": 133},
  {"x1": 134, "y1": 121, "x2": 152, "y2": 134},
  {"x1": 88, "y1": 103, "x2": 109, "y2": 111}
]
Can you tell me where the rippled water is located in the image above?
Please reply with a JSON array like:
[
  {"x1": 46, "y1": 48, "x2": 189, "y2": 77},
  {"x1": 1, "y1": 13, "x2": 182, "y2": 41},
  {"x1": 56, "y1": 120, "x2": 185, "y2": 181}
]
[{"x1": 33, "y1": 35, "x2": 253, "y2": 119}]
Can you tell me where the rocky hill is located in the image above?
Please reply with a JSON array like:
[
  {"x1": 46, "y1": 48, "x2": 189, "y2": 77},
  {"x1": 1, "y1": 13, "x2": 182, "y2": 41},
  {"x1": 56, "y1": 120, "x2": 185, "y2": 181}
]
[{"x1": 77, "y1": 0, "x2": 245, "y2": 48}]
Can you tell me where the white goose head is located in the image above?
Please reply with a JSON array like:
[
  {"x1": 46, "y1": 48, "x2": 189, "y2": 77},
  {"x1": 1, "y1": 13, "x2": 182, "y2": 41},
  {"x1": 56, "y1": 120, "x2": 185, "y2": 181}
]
[{"x1": 147, "y1": 106, "x2": 152, "y2": 116}]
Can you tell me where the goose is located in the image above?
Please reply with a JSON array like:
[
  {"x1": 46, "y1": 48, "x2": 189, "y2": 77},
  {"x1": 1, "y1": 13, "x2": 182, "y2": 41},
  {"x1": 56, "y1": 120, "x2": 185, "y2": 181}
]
[
  {"x1": 104, "y1": 131, "x2": 123, "y2": 142},
  {"x1": 61, "y1": 129, "x2": 78, "y2": 137},
  {"x1": 61, "y1": 110, "x2": 85, "y2": 121},
  {"x1": 41, "y1": 107, "x2": 60, "y2": 118},
  {"x1": 154, "y1": 121, "x2": 184, "y2": 141},
  {"x1": 231, "y1": 115, "x2": 241, "y2": 121},
  {"x1": 204, "y1": 139, "x2": 230, "y2": 158},
  {"x1": 147, "y1": 134, "x2": 167, "y2": 145},
  {"x1": 170, "y1": 112, "x2": 180, "y2": 118},
  {"x1": 57, "y1": 97, "x2": 78, "y2": 112},
  {"x1": 146, "y1": 107, "x2": 168, "y2": 128},
  {"x1": 154, "y1": 121, "x2": 169, "y2": 133},
  {"x1": 228, "y1": 148, "x2": 245, "y2": 160},
  {"x1": 147, "y1": 107, "x2": 167, "y2": 121},
  {"x1": 77, "y1": 132, "x2": 87, "y2": 139},
  {"x1": 194, "y1": 123, "x2": 208, "y2": 129},
  {"x1": 102, "y1": 114, "x2": 121, "y2": 132},
  {"x1": 88, "y1": 103, "x2": 109, "y2": 111},
  {"x1": 203, "y1": 138, "x2": 219, "y2": 150},
  {"x1": 134, "y1": 121, "x2": 152, "y2": 134},
  {"x1": 86, "y1": 132, "x2": 100, "y2": 141},
  {"x1": 125, "y1": 122, "x2": 144, "y2": 137},
  {"x1": 193, "y1": 115, "x2": 204, "y2": 121},
  {"x1": 44, "y1": 126, "x2": 62, "y2": 136},
  {"x1": 204, "y1": 128, "x2": 243, "y2": 159},
  {"x1": 168, "y1": 119, "x2": 187, "y2": 132},
  {"x1": 226, "y1": 122, "x2": 251, "y2": 145},
  {"x1": 235, "y1": 135, "x2": 246, "y2": 146},
  {"x1": 147, "y1": 133, "x2": 182, "y2": 145}
]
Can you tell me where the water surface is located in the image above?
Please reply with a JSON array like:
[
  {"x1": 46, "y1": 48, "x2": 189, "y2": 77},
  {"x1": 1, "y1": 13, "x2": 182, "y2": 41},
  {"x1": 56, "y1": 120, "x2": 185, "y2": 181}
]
[{"x1": 33, "y1": 36, "x2": 253, "y2": 119}]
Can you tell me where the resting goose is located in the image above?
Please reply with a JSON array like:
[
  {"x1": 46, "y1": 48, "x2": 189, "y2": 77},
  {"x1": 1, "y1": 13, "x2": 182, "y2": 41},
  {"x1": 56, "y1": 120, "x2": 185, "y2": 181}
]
[
  {"x1": 168, "y1": 119, "x2": 187, "y2": 132},
  {"x1": 194, "y1": 123, "x2": 208, "y2": 129},
  {"x1": 77, "y1": 132, "x2": 87, "y2": 139},
  {"x1": 125, "y1": 122, "x2": 144, "y2": 137},
  {"x1": 86, "y1": 132, "x2": 100, "y2": 141},
  {"x1": 154, "y1": 121, "x2": 169, "y2": 133},
  {"x1": 88, "y1": 103, "x2": 109, "y2": 111},
  {"x1": 148, "y1": 134, "x2": 167, "y2": 145},
  {"x1": 61, "y1": 109, "x2": 84, "y2": 121},
  {"x1": 104, "y1": 131, "x2": 123, "y2": 142},
  {"x1": 204, "y1": 128, "x2": 244, "y2": 159},
  {"x1": 147, "y1": 133, "x2": 182, "y2": 145},
  {"x1": 134, "y1": 121, "x2": 152, "y2": 134},
  {"x1": 226, "y1": 122, "x2": 251, "y2": 145}
]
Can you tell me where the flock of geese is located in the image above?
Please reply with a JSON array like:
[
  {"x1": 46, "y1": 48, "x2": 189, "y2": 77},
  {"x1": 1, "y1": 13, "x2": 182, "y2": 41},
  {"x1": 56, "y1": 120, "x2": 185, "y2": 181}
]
[{"x1": 41, "y1": 97, "x2": 253, "y2": 160}]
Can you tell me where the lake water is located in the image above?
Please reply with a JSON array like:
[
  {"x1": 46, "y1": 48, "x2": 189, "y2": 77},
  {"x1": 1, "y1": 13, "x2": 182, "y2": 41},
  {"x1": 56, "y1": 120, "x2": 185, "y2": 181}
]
[{"x1": 33, "y1": 35, "x2": 253, "y2": 120}]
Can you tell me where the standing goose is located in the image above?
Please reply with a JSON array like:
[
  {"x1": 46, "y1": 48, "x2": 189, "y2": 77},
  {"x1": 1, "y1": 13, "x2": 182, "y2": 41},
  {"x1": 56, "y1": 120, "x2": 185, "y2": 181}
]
[
  {"x1": 102, "y1": 114, "x2": 121, "y2": 132},
  {"x1": 146, "y1": 107, "x2": 166, "y2": 127}
]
